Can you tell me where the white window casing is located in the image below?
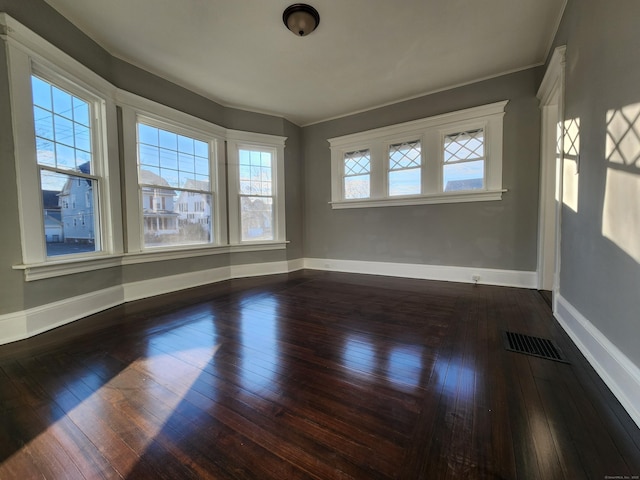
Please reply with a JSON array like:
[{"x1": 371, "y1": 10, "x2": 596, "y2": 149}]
[
  {"x1": 2, "y1": 14, "x2": 288, "y2": 280},
  {"x1": 328, "y1": 101, "x2": 508, "y2": 209},
  {"x1": 2, "y1": 13, "x2": 123, "y2": 266},
  {"x1": 226, "y1": 130, "x2": 287, "y2": 245},
  {"x1": 117, "y1": 90, "x2": 227, "y2": 253}
]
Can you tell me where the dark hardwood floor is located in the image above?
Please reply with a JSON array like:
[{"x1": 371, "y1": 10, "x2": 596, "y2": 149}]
[{"x1": 0, "y1": 270, "x2": 639, "y2": 479}]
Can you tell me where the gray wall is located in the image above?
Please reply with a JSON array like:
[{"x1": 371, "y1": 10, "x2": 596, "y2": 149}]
[
  {"x1": 302, "y1": 69, "x2": 542, "y2": 271},
  {"x1": 0, "y1": 0, "x2": 304, "y2": 315},
  {"x1": 547, "y1": 0, "x2": 640, "y2": 367}
]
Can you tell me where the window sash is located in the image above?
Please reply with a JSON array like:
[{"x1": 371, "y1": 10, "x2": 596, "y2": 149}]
[{"x1": 135, "y1": 121, "x2": 216, "y2": 249}]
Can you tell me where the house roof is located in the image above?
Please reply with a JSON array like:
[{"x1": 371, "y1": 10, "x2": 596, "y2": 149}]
[
  {"x1": 42, "y1": 190, "x2": 60, "y2": 209},
  {"x1": 41, "y1": 0, "x2": 566, "y2": 126},
  {"x1": 139, "y1": 169, "x2": 174, "y2": 190}
]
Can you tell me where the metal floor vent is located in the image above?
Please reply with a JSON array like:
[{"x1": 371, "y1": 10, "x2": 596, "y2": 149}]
[{"x1": 503, "y1": 331, "x2": 569, "y2": 363}]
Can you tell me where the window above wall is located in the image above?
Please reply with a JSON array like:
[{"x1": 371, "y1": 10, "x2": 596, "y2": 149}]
[
  {"x1": 328, "y1": 101, "x2": 508, "y2": 209},
  {"x1": 3, "y1": 13, "x2": 123, "y2": 274},
  {"x1": 2, "y1": 14, "x2": 288, "y2": 280}
]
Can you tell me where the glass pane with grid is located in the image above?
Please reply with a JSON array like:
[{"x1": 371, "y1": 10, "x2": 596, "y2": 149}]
[
  {"x1": 239, "y1": 149, "x2": 273, "y2": 197},
  {"x1": 389, "y1": 140, "x2": 421, "y2": 171},
  {"x1": 444, "y1": 129, "x2": 484, "y2": 163},
  {"x1": 137, "y1": 123, "x2": 212, "y2": 248},
  {"x1": 32, "y1": 75, "x2": 93, "y2": 174},
  {"x1": 32, "y1": 75, "x2": 102, "y2": 257},
  {"x1": 343, "y1": 149, "x2": 370, "y2": 199},
  {"x1": 138, "y1": 123, "x2": 210, "y2": 191}
]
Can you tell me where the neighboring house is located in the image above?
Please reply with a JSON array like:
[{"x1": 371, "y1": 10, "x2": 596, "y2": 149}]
[
  {"x1": 176, "y1": 179, "x2": 211, "y2": 228},
  {"x1": 58, "y1": 162, "x2": 94, "y2": 244},
  {"x1": 42, "y1": 190, "x2": 62, "y2": 243},
  {"x1": 444, "y1": 178, "x2": 483, "y2": 192},
  {"x1": 242, "y1": 197, "x2": 272, "y2": 240},
  {"x1": 43, "y1": 213, "x2": 63, "y2": 243},
  {"x1": 140, "y1": 169, "x2": 180, "y2": 238}
]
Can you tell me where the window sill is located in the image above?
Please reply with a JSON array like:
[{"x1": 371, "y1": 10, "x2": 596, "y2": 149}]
[
  {"x1": 13, "y1": 254, "x2": 124, "y2": 282},
  {"x1": 330, "y1": 189, "x2": 506, "y2": 209},
  {"x1": 14, "y1": 242, "x2": 289, "y2": 281}
]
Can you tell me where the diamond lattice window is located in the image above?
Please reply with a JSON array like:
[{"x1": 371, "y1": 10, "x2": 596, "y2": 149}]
[
  {"x1": 443, "y1": 129, "x2": 485, "y2": 192},
  {"x1": 389, "y1": 140, "x2": 421, "y2": 196},
  {"x1": 444, "y1": 129, "x2": 484, "y2": 163},
  {"x1": 343, "y1": 149, "x2": 371, "y2": 199},
  {"x1": 389, "y1": 141, "x2": 421, "y2": 170}
]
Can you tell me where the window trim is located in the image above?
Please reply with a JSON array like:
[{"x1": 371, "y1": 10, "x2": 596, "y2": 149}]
[
  {"x1": 3, "y1": 14, "x2": 288, "y2": 281},
  {"x1": 226, "y1": 130, "x2": 287, "y2": 245},
  {"x1": 328, "y1": 101, "x2": 508, "y2": 209},
  {"x1": 3, "y1": 13, "x2": 123, "y2": 266},
  {"x1": 117, "y1": 89, "x2": 228, "y2": 253}
]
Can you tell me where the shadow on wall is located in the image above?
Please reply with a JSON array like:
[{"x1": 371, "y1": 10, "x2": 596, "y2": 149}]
[{"x1": 603, "y1": 102, "x2": 640, "y2": 263}]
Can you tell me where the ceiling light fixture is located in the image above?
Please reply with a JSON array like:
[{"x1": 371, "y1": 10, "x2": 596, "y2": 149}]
[{"x1": 283, "y1": 4, "x2": 320, "y2": 37}]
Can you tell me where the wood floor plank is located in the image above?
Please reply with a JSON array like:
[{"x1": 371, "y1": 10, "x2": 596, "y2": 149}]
[{"x1": 0, "y1": 270, "x2": 638, "y2": 479}]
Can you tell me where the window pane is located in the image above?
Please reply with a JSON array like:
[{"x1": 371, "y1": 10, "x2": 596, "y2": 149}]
[
  {"x1": 54, "y1": 114, "x2": 74, "y2": 146},
  {"x1": 74, "y1": 124, "x2": 92, "y2": 153},
  {"x1": 31, "y1": 76, "x2": 52, "y2": 110},
  {"x1": 178, "y1": 135, "x2": 194, "y2": 154},
  {"x1": 389, "y1": 168, "x2": 421, "y2": 196},
  {"x1": 344, "y1": 174, "x2": 370, "y2": 199},
  {"x1": 36, "y1": 138, "x2": 55, "y2": 167},
  {"x1": 443, "y1": 160, "x2": 484, "y2": 191},
  {"x1": 241, "y1": 196, "x2": 273, "y2": 241},
  {"x1": 33, "y1": 107, "x2": 54, "y2": 141},
  {"x1": 178, "y1": 152, "x2": 195, "y2": 172},
  {"x1": 142, "y1": 187, "x2": 211, "y2": 247},
  {"x1": 238, "y1": 149, "x2": 273, "y2": 201},
  {"x1": 389, "y1": 140, "x2": 421, "y2": 170},
  {"x1": 138, "y1": 123, "x2": 213, "y2": 248},
  {"x1": 31, "y1": 76, "x2": 94, "y2": 175},
  {"x1": 194, "y1": 156, "x2": 209, "y2": 176},
  {"x1": 159, "y1": 129, "x2": 177, "y2": 150},
  {"x1": 138, "y1": 124, "x2": 159, "y2": 146},
  {"x1": 444, "y1": 129, "x2": 484, "y2": 163},
  {"x1": 52, "y1": 86, "x2": 73, "y2": 119},
  {"x1": 139, "y1": 123, "x2": 211, "y2": 191},
  {"x1": 41, "y1": 170, "x2": 99, "y2": 257},
  {"x1": 194, "y1": 140, "x2": 208, "y2": 157},
  {"x1": 139, "y1": 144, "x2": 160, "y2": 168},
  {"x1": 72, "y1": 97, "x2": 90, "y2": 126},
  {"x1": 159, "y1": 148, "x2": 178, "y2": 170},
  {"x1": 344, "y1": 149, "x2": 370, "y2": 176}
]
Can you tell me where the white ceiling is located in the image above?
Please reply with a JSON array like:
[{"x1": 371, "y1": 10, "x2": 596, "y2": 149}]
[{"x1": 43, "y1": 0, "x2": 566, "y2": 126}]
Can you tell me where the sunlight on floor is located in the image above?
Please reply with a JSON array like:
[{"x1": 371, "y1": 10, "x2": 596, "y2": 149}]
[{"x1": 2, "y1": 337, "x2": 220, "y2": 477}]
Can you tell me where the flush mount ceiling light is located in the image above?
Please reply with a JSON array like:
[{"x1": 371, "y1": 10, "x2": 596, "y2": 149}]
[{"x1": 283, "y1": 4, "x2": 320, "y2": 37}]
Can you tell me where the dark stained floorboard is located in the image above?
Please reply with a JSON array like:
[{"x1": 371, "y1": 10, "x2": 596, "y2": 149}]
[{"x1": 0, "y1": 270, "x2": 639, "y2": 479}]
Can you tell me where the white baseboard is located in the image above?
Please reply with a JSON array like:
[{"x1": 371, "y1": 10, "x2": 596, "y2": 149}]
[
  {"x1": 0, "y1": 286, "x2": 124, "y2": 346},
  {"x1": 0, "y1": 257, "x2": 535, "y2": 346},
  {"x1": 555, "y1": 295, "x2": 640, "y2": 429},
  {"x1": 0, "y1": 259, "x2": 307, "y2": 346},
  {"x1": 124, "y1": 266, "x2": 231, "y2": 303},
  {"x1": 304, "y1": 258, "x2": 537, "y2": 288},
  {"x1": 230, "y1": 260, "x2": 290, "y2": 279}
]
